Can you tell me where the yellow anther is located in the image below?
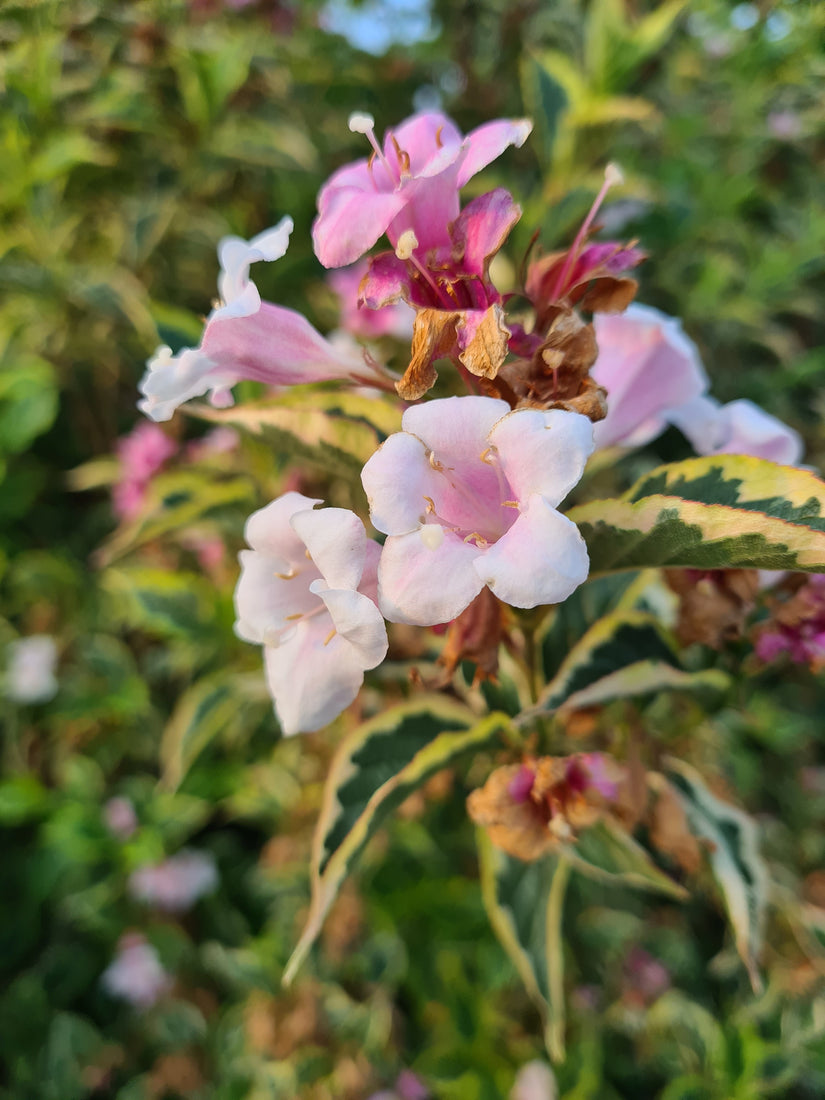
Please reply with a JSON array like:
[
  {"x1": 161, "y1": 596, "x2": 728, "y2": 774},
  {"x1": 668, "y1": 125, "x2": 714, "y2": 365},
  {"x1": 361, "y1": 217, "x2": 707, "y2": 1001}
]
[
  {"x1": 323, "y1": 628, "x2": 337, "y2": 646},
  {"x1": 423, "y1": 495, "x2": 436, "y2": 514},
  {"x1": 479, "y1": 447, "x2": 496, "y2": 465},
  {"x1": 428, "y1": 450, "x2": 444, "y2": 471},
  {"x1": 501, "y1": 500, "x2": 521, "y2": 509},
  {"x1": 285, "y1": 612, "x2": 303, "y2": 621},
  {"x1": 274, "y1": 570, "x2": 296, "y2": 580},
  {"x1": 463, "y1": 531, "x2": 488, "y2": 547}
]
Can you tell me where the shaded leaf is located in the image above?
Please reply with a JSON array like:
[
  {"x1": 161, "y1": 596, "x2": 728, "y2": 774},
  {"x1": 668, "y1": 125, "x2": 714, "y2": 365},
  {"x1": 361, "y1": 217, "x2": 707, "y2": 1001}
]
[
  {"x1": 284, "y1": 701, "x2": 510, "y2": 983},
  {"x1": 568, "y1": 818, "x2": 687, "y2": 900}
]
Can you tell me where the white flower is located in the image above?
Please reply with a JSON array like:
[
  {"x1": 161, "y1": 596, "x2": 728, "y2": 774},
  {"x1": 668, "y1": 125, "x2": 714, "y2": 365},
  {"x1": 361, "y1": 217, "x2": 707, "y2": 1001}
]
[
  {"x1": 234, "y1": 492, "x2": 388, "y2": 735},
  {"x1": 129, "y1": 849, "x2": 218, "y2": 912},
  {"x1": 5, "y1": 635, "x2": 58, "y2": 704},
  {"x1": 101, "y1": 933, "x2": 172, "y2": 1009},
  {"x1": 667, "y1": 395, "x2": 803, "y2": 465}
]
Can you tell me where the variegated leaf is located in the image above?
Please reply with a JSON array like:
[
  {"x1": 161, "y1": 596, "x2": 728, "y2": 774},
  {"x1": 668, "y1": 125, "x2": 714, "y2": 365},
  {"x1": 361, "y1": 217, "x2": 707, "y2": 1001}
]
[
  {"x1": 283, "y1": 700, "x2": 510, "y2": 984},
  {"x1": 568, "y1": 455, "x2": 825, "y2": 576}
]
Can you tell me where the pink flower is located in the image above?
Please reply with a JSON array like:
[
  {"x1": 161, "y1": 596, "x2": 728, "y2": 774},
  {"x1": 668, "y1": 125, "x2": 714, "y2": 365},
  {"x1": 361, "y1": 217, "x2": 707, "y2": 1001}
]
[
  {"x1": 756, "y1": 574, "x2": 825, "y2": 667},
  {"x1": 103, "y1": 796, "x2": 138, "y2": 840},
  {"x1": 5, "y1": 635, "x2": 58, "y2": 704},
  {"x1": 129, "y1": 849, "x2": 218, "y2": 912},
  {"x1": 101, "y1": 933, "x2": 173, "y2": 1009},
  {"x1": 313, "y1": 110, "x2": 532, "y2": 269},
  {"x1": 234, "y1": 492, "x2": 388, "y2": 734},
  {"x1": 361, "y1": 396, "x2": 592, "y2": 626},
  {"x1": 667, "y1": 395, "x2": 803, "y2": 465},
  {"x1": 591, "y1": 305, "x2": 708, "y2": 449},
  {"x1": 328, "y1": 259, "x2": 414, "y2": 341},
  {"x1": 624, "y1": 946, "x2": 671, "y2": 1003},
  {"x1": 113, "y1": 421, "x2": 177, "y2": 518},
  {"x1": 139, "y1": 221, "x2": 384, "y2": 422}
]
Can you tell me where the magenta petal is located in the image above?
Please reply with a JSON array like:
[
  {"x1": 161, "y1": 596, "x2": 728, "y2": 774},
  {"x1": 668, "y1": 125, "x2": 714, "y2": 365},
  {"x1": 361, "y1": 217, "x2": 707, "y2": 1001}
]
[
  {"x1": 390, "y1": 112, "x2": 463, "y2": 177},
  {"x1": 386, "y1": 167, "x2": 461, "y2": 256},
  {"x1": 451, "y1": 188, "x2": 521, "y2": 277},
  {"x1": 312, "y1": 186, "x2": 410, "y2": 269},
  {"x1": 477, "y1": 496, "x2": 589, "y2": 608},
  {"x1": 360, "y1": 252, "x2": 414, "y2": 309},
  {"x1": 455, "y1": 118, "x2": 533, "y2": 189},
  {"x1": 378, "y1": 528, "x2": 484, "y2": 625},
  {"x1": 490, "y1": 408, "x2": 594, "y2": 508}
]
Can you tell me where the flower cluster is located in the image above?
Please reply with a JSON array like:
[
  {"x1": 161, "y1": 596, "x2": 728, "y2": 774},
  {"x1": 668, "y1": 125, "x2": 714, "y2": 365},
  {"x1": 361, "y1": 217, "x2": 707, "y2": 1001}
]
[{"x1": 138, "y1": 108, "x2": 806, "y2": 736}]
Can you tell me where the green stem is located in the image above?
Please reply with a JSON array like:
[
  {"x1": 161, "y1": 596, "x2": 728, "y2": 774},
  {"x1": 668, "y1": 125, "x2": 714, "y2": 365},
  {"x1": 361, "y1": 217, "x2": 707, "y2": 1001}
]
[{"x1": 545, "y1": 854, "x2": 572, "y2": 1064}]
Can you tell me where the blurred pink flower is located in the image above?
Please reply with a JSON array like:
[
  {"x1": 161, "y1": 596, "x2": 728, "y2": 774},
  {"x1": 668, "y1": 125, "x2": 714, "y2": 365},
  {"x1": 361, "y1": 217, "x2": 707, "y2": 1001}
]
[
  {"x1": 361, "y1": 396, "x2": 592, "y2": 625},
  {"x1": 768, "y1": 110, "x2": 802, "y2": 140},
  {"x1": 129, "y1": 849, "x2": 218, "y2": 912},
  {"x1": 101, "y1": 933, "x2": 172, "y2": 1009},
  {"x1": 313, "y1": 110, "x2": 531, "y2": 268},
  {"x1": 103, "y1": 796, "x2": 138, "y2": 840},
  {"x1": 756, "y1": 574, "x2": 825, "y2": 667},
  {"x1": 591, "y1": 305, "x2": 708, "y2": 449},
  {"x1": 113, "y1": 422, "x2": 177, "y2": 519},
  {"x1": 234, "y1": 492, "x2": 388, "y2": 734},
  {"x1": 328, "y1": 259, "x2": 414, "y2": 341},
  {"x1": 624, "y1": 946, "x2": 671, "y2": 1003},
  {"x1": 510, "y1": 1061, "x2": 557, "y2": 1100},
  {"x1": 668, "y1": 394, "x2": 803, "y2": 466}
]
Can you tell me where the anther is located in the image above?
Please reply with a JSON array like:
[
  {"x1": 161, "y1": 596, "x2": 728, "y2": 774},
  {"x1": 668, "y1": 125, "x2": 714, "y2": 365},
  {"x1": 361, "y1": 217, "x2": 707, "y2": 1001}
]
[
  {"x1": 323, "y1": 628, "x2": 337, "y2": 646},
  {"x1": 348, "y1": 111, "x2": 375, "y2": 134},
  {"x1": 395, "y1": 230, "x2": 419, "y2": 261}
]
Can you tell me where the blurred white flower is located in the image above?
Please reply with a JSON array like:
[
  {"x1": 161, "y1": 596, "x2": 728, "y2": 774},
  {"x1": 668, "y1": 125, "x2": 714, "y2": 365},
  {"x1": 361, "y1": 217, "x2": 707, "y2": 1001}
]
[
  {"x1": 129, "y1": 849, "x2": 218, "y2": 912},
  {"x1": 510, "y1": 1061, "x2": 558, "y2": 1100},
  {"x1": 5, "y1": 635, "x2": 58, "y2": 704},
  {"x1": 101, "y1": 933, "x2": 172, "y2": 1009}
]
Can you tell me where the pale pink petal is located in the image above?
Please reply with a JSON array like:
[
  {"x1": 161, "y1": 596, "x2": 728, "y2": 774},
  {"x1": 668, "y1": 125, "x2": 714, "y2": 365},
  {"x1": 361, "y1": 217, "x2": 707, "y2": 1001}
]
[
  {"x1": 291, "y1": 507, "x2": 367, "y2": 590},
  {"x1": 510, "y1": 1061, "x2": 556, "y2": 1100},
  {"x1": 592, "y1": 305, "x2": 709, "y2": 449},
  {"x1": 451, "y1": 188, "x2": 521, "y2": 276},
  {"x1": 717, "y1": 399, "x2": 803, "y2": 465},
  {"x1": 329, "y1": 260, "x2": 414, "y2": 339},
  {"x1": 490, "y1": 408, "x2": 594, "y2": 507},
  {"x1": 378, "y1": 528, "x2": 484, "y2": 625},
  {"x1": 455, "y1": 118, "x2": 533, "y2": 189},
  {"x1": 666, "y1": 395, "x2": 725, "y2": 452},
  {"x1": 477, "y1": 496, "x2": 589, "y2": 608},
  {"x1": 400, "y1": 395, "x2": 510, "y2": 460},
  {"x1": 244, "y1": 492, "x2": 321, "y2": 557},
  {"x1": 234, "y1": 549, "x2": 319, "y2": 645},
  {"x1": 264, "y1": 620, "x2": 365, "y2": 735},
  {"x1": 216, "y1": 216, "x2": 293, "y2": 316},
  {"x1": 360, "y1": 539, "x2": 381, "y2": 606},
  {"x1": 312, "y1": 583, "x2": 388, "y2": 668},
  {"x1": 361, "y1": 431, "x2": 439, "y2": 535}
]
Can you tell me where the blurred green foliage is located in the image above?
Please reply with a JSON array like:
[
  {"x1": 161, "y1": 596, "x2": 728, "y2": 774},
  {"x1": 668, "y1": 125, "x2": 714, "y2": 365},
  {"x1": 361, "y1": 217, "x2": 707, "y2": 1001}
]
[{"x1": 1, "y1": 0, "x2": 825, "y2": 1097}]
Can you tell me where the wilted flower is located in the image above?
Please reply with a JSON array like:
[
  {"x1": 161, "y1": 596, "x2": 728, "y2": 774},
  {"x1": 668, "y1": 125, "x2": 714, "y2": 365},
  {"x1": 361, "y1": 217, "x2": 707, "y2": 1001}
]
[
  {"x1": 129, "y1": 849, "x2": 218, "y2": 912},
  {"x1": 361, "y1": 396, "x2": 592, "y2": 626},
  {"x1": 590, "y1": 305, "x2": 708, "y2": 449},
  {"x1": 756, "y1": 573, "x2": 825, "y2": 669},
  {"x1": 313, "y1": 110, "x2": 532, "y2": 269},
  {"x1": 139, "y1": 220, "x2": 386, "y2": 422},
  {"x1": 467, "y1": 753, "x2": 626, "y2": 861},
  {"x1": 667, "y1": 395, "x2": 803, "y2": 466},
  {"x1": 101, "y1": 933, "x2": 173, "y2": 1009},
  {"x1": 113, "y1": 421, "x2": 177, "y2": 518},
  {"x1": 5, "y1": 635, "x2": 58, "y2": 704},
  {"x1": 103, "y1": 796, "x2": 138, "y2": 840},
  {"x1": 234, "y1": 492, "x2": 388, "y2": 734}
]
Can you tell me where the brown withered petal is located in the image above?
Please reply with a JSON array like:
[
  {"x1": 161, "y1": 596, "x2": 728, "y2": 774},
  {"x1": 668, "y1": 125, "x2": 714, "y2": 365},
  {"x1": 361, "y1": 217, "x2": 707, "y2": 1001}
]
[
  {"x1": 579, "y1": 276, "x2": 638, "y2": 314},
  {"x1": 467, "y1": 764, "x2": 558, "y2": 862},
  {"x1": 543, "y1": 377, "x2": 607, "y2": 422},
  {"x1": 395, "y1": 308, "x2": 459, "y2": 400},
  {"x1": 667, "y1": 568, "x2": 759, "y2": 648},
  {"x1": 459, "y1": 303, "x2": 511, "y2": 380},
  {"x1": 439, "y1": 586, "x2": 507, "y2": 683},
  {"x1": 648, "y1": 777, "x2": 703, "y2": 875}
]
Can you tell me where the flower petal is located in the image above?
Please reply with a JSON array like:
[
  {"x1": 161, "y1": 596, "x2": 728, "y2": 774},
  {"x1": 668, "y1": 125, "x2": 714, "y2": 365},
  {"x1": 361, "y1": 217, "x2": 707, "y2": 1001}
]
[
  {"x1": 361, "y1": 430, "x2": 438, "y2": 535},
  {"x1": 244, "y1": 492, "x2": 321, "y2": 556},
  {"x1": 451, "y1": 188, "x2": 521, "y2": 277},
  {"x1": 216, "y1": 216, "x2": 293, "y2": 314},
  {"x1": 291, "y1": 507, "x2": 367, "y2": 590},
  {"x1": 717, "y1": 399, "x2": 803, "y2": 465},
  {"x1": 477, "y1": 495, "x2": 589, "y2": 608},
  {"x1": 234, "y1": 549, "x2": 320, "y2": 645},
  {"x1": 490, "y1": 407, "x2": 594, "y2": 507},
  {"x1": 400, "y1": 394, "x2": 510, "y2": 461},
  {"x1": 312, "y1": 185, "x2": 409, "y2": 269},
  {"x1": 455, "y1": 117, "x2": 533, "y2": 189},
  {"x1": 390, "y1": 112, "x2": 463, "y2": 177},
  {"x1": 264, "y1": 619, "x2": 365, "y2": 735},
  {"x1": 378, "y1": 527, "x2": 484, "y2": 625},
  {"x1": 312, "y1": 583, "x2": 388, "y2": 668}
]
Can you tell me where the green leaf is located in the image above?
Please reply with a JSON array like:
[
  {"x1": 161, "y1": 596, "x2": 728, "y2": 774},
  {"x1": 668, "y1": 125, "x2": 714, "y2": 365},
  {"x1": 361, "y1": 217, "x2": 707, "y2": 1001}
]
[
  {"x1": 283, "y1": 700, "x2": 510, "y2": 984},
  {"x1": 660, "y1": 759, "x2": 768, "y2": 992},
  {"x1": 190, "y1": 391, "x2": 402, "y2": 476},
  {"x1": 530, "y1": 608, "x2": 728, "y2": 718},
  {"x1": 568, "y1": 819, "x2": 687, "y2": 900},
  {"x1": 569, "y1": 455, "x2": 825, "y2": 575},
  {"x1": 478, "y1": 833, "x2": 571, "y2": 1062},
  {"x1": 520, "y1": 53, "x2": 568, "y2": 164},
  {"x1": 0, "y1": 356, "x2": 59, "y2": 454}
]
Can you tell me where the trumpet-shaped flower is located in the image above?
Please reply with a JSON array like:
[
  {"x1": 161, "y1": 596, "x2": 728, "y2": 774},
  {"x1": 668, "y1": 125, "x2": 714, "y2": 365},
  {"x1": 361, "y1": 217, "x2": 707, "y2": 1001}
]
[
  {"x1": 139, "y1": 220, "x2": 382, "y2": 422},
  {"x1": 591, "y1": 305, "x2": 708, "y2": 449},
  {"x1": 361, "y1": 396, "x2": 592, "y2": 625},
  {"x1": 234, "y1": 492, "x2": 388, "y2": 734},
  {"x1": 667, "y1": 394, "x2": 803, "y2": 465},
  {"x1": 313, "y1": 111, "x2": 532, "y2": 269}
]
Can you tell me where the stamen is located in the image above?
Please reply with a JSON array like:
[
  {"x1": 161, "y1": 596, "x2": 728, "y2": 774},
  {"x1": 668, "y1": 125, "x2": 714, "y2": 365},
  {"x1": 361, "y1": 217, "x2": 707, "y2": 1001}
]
[
  {"x1": 463, "y1": 531, "x2": 489, "y2": 548},
  {"x1": 403, "y1": 245, "x2": 455, "y2": 310},
  {"x1": 349, "y1": 110, "x2": 398, "y2": 185},
  {"x1": 323, "y1": 628, "x2": 337, "y2": 646},
  {"x1": 395, "y1": 230, "x2": 419, "y2": 260},
  {"x1": 305, "y1": 548, "x2": 312, "y2": 560},
  {"x1": 420, "y1": 524, "x2": 444, "y2": 551},
  {"x1": 423, "y1": 495, "x2": 436, "y2": 514},
  {"x1": 550, "y1": 161, "x2": 624, "y2": 302},
  {"x1": 274, "y1": 569, "x2": 296, "y2": 580},
  {"x1": 285, "y1": 612, "x2": 303, "y2": 621},
  {"x1": 501, "y1": 500, "x2": 521, "y2": 509},
  {"x1": 428, "y1": 450, "x2": 445, "y2": 472}
]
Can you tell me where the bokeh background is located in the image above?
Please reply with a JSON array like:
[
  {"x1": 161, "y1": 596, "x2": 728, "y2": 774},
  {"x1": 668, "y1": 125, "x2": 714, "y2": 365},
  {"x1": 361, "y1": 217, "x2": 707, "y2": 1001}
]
[{"x1": 2, "y1": 0, "x2": 825, "y2": 1096}]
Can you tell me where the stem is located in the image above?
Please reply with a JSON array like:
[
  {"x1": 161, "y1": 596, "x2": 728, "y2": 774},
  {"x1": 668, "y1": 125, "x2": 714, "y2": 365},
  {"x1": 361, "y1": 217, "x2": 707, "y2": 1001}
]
[{"x1": 545, "y1": 854, "x2": 572, "y2": 1064}]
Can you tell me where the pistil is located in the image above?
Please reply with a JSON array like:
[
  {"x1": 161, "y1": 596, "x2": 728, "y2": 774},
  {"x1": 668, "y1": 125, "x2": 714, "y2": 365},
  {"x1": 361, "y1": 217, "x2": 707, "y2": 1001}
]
[{"x1": 550, "y1": 162, "x2": 623, "y2": 302}]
